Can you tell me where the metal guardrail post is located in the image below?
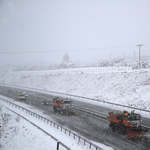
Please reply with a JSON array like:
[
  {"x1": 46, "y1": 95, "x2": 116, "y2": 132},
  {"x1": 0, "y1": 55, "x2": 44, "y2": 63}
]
[
  {"x1": 0, "y1": 121, "x2": 1, "y2": 139},
  {"x1": 78, "y1": 136, "x2": 80, "y2": 142},
  {"x1": 84, "y1": 139, "x2": 85, "y2": 145},
  {"x1": 89, "y1": 142, "x2": 91, "y2": 149},
  {"x1": 57, "y1": 141, "x2": 59, "y2": 150}
]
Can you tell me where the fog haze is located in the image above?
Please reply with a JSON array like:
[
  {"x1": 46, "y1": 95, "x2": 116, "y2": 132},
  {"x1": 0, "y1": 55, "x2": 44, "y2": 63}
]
[{"x1": 0, "y1": 0, "x2": 150, "y2": 66}]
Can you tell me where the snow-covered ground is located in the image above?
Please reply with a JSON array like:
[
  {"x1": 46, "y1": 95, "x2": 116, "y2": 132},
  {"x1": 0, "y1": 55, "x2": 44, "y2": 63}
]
[
  {"x1": 0, "y1": 97, "x2": 113, "y2": 150},
  {"x1": 0, "y1": 68, "x2": 150, "y2": 111},
  {"x1": 0, "y1": 106, "x2": 64, "y2": 150}
]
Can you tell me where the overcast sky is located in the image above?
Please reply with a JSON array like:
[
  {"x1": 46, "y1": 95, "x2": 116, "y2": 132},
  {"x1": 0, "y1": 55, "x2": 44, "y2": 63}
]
[{"x1": 0, "y1": 0, "x2": 150, "y2": 66}]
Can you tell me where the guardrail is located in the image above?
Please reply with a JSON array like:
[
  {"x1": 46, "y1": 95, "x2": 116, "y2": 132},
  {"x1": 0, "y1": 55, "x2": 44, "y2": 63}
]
[
  {"x1": 1, "y1": 83, "x2": 149, "y2": 115},
  {"x1": 74, "y1": 105, "x2": 150, "y2": 131},
  {"x1": 0, "y1": 98, "x2": 103, "y2": 150},
  {"x1": 2, "y1": 105, "x2": 70, "y2": 150}
]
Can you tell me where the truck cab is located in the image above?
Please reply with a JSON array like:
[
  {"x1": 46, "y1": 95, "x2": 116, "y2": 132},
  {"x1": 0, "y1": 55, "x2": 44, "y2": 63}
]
[
  {"x1": 17, "y1": 92, "x2": 26, "y2": 101},
  {"x1": 123, "y1": 111, "x2": 141, "y2": 128},
  {"x1": 52, "y1": 97, "x2": 75, "y2": 115}
]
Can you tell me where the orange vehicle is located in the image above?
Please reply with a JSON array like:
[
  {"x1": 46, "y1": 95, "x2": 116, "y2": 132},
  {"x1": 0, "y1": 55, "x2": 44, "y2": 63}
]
[
  {"x1": 52, "y1": 97, "x2": 75, "y2": 115},
  {"x1": 108, "y1": 110, "x2": 149, "y2": 138}
]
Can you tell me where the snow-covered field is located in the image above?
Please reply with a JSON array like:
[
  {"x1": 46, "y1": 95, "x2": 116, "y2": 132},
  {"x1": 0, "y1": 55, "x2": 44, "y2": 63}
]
[
  {"x1": 0, "y1": 106, "x2": 64, "y2": 150},
  {"x1": 0, "y1": 68, "x2": 150, "y2": 111}
]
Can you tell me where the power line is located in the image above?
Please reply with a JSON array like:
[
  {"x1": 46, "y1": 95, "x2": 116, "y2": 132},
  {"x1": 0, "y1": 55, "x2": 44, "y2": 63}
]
[{"x1": 0, "y1": 45, "x2": 136, "y2": 54}]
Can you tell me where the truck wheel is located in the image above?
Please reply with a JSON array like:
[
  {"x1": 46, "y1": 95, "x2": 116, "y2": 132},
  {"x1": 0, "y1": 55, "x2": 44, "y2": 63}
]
[
  {"x1": 120, "y1": 125, "x2": 127, "y2": 135},
  {"x1": 109, "y1": 122, "x2": 114, "y2": 128},
  {"x1": 53, "y1": 106, "x2": 56, "y2": 112},
  {"x1": 109, "y1": 122, "x2": 116, "y2": 131},
  {"x1": 60, "y1": 109, "x2": 63, "y2": 114}
]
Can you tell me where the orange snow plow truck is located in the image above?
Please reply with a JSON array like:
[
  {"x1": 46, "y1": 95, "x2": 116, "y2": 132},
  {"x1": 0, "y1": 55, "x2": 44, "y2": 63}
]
[
  {"x1": 108, "y1": 110, "x2": 149, "y2": 138},
  {"x1": 52, "y1": 97, "x2": 75, "y2": 115}
]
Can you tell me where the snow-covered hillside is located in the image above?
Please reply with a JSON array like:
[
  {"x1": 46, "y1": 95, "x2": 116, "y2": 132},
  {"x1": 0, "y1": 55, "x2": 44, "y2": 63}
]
[{"x1": 0, "y1": 68, "x2": 150, "y2": 111}]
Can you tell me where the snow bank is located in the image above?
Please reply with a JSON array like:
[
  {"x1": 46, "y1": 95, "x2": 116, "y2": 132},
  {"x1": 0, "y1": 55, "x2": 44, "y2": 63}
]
[
  {"x1": 0, "y1": 107, "x2": 64, "y2": 150},
  {"x1": 0, "y1": 68, "x2": 150, "y2": 111}
]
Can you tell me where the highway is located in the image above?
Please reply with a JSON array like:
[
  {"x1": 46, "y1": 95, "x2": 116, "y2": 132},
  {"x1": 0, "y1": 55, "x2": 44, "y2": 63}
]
[{"x1": 0, "y1": 85, "x2": 150, "y2": 150}]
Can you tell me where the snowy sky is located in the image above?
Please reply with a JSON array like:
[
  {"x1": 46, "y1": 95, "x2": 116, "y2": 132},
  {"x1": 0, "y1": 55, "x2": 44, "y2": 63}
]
[{"x1": 0, "y1": 0, "x2": 150, "y2": 65}]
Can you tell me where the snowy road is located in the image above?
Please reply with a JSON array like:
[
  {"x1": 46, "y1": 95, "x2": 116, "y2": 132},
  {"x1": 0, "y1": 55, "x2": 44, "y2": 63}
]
[{"x1": 0, "y1": 85, "x2": 150, "y2": 150}]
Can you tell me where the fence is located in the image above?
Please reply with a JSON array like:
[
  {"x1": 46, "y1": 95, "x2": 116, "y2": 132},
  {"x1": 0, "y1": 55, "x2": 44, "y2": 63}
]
[
  {"x1": 71, "y1": 67, "x2": 132, "y2": 74},
  {"x1": 0, "y1": 98, "x2": 103, "y2": 150},
  {"x1": 10, "y1": 67, "x2": 132, "y2": 74},
  {"x1": 1, "y1": 83, "x2": 150, "y2": 115}
]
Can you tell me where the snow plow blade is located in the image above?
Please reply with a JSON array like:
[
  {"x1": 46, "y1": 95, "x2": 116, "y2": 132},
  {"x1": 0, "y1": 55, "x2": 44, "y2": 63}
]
[
  {"x1": 66, "y1": 111, "x2": 76, "y2": 115},
  {"x1": 61, "y1": 110, "x2": 76, "y2": 115},
  {"x1": 127, "y1": 128, "x2": 149, "y2": 138},
  {"x1": 69, "y1": 111, "x2": 76, "y2": 115}
]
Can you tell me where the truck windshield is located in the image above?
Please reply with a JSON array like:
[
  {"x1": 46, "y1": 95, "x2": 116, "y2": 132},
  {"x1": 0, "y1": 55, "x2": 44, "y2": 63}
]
[
  {"x1": 128, "y1": 115, "x2": 140, "y2": 120},
  {"x1": 19, "y1": 93, "x2": 24, "y2": 96},
  {"x1": 62, "y1": 101, "x2": 71, "y2": 104}
]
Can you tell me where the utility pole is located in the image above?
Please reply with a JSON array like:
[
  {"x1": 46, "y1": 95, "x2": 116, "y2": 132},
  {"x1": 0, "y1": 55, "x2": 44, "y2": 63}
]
[{"x1": 137, "y1": 44, "x2": 143, "y2": 69}]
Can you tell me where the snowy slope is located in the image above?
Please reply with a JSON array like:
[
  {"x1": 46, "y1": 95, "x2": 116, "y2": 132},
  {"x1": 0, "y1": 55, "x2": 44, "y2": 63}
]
[
  {"x1": 0, "y1": 68, "x2": 150, "y2": 111},
  {"x1": 0, "y1": 107, "x2": 62, "y2": 150}
]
